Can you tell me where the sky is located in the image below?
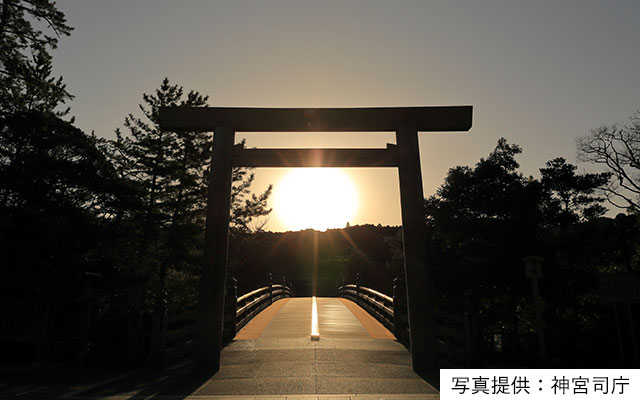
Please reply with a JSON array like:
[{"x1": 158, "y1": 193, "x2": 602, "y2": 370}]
[{"x1": 53, "y1": 0, "x2": 640, "y2": 231}]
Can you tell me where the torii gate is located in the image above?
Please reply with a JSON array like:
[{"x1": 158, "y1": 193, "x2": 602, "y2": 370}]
[{"x1": 159, "y1": 106, "x2": 473, "y2": 375}]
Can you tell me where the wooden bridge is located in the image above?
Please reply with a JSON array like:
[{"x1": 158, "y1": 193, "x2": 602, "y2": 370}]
[
  {"x1": 131, "y1": 279, "x2": 473, "y2": 399},
  {"x1": 193, "y1": 296, "x2": 438, "y2": 397},
  {"x1": 141, "y1": 281, "x2": 447, "y2": 399}
]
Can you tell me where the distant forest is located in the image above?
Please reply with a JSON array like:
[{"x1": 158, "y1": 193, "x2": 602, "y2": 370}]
[
  {"x1": 230, "y1": 225, "x2": 402, "y2": 297},
  {"x1": 1, "y1": 1, "x2": 639, "y2": 368}
]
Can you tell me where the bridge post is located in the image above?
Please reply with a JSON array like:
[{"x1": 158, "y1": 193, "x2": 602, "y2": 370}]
[
  {"x1": 281, "y1": 276, "x2": 287, "y2": 299},
  {"x1": 355, "y1": 272, "x2": 361, "y2": 305},
  {"x1": 267, "y1": 273, "x2": 274, "y2": 303},
  {"x1": 393, "y1": 277, "x2": 409, "y2": 344},
  {"x1": 396, "y1": 126, "x2": 438, "y2": 375},
  {"x1": 223, "y1": 275, "x2": 238, "y2": 344},
  {"x1": 196, "y1": 126, "x2": 235, "y2": 374}
]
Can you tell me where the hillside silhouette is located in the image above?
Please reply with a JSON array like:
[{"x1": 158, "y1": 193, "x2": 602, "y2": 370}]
[{"x1": 229, "y1": 224, "x2": 401, "y2": 297}]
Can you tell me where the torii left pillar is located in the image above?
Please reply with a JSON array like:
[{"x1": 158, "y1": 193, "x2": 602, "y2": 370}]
[{"x1": 195, "y1": 126, "x2": 235, "y2": 374}]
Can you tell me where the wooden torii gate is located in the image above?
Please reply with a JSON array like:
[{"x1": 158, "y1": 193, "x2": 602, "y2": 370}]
[{"x1": 159, "y1": 106, "x2": 473, "y2": 375}]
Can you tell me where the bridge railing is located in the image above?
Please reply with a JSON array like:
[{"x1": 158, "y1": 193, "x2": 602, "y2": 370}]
[
  {"x1": 155, "y1": 274, "x2": 294, "y2": 366},
  {"x1": 160, "y1": 311, "x2": 196, "y2": 365},
  {"x1": 434, "y1": 308, "x2": 477, "y2": 368},
  {"x1": 337, "y1": 284, "x2": 394, "y2": 332},
  {"x1": 337, "y1": 277, "x2": 477, "y2": 368},
  {"x1": 235, "y1": 283, "x2": 293, "y2": 332}
]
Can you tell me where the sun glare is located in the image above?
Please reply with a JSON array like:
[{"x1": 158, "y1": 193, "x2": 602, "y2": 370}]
[{"x1": 273, "y1": 168, "x2": 359, "y2": 231}]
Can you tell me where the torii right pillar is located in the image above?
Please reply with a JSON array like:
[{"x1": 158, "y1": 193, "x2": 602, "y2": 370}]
[{"x1": 396, "y1": 126, "x2": 438, "y2": 376}]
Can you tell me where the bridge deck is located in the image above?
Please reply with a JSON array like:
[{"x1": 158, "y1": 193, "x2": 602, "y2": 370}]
[{"x1": 193, "y1": 297, "x2": 439, "y2": 398}]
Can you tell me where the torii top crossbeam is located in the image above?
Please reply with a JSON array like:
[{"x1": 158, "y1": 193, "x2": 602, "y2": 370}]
[{"x1": 158, "y1": 106, "x2": 472, "y2": 132}]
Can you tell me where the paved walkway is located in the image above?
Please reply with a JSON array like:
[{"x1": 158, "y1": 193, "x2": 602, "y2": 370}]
[{"x1": 193, "y1": 297, "x2": 438, "y2": 397}]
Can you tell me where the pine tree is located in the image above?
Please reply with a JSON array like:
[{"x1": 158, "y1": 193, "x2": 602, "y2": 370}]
[
  {"x1": 0, "y1": 0, "x2": 73, "y2": 115},
  {"x1": 540, "y1": 157, "x2": 611, "y2": 224},
  {"x1": 0, "y1": 1, "x2": 130, "y2": 273},
  {"x1": 108, "y1": 78, "x2": 272, "y2": 311}
]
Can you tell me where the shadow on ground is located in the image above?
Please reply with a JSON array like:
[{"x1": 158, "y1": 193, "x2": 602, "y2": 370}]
[{"x1": 0, "y1": 361, "x2": 209, "y2": 399}]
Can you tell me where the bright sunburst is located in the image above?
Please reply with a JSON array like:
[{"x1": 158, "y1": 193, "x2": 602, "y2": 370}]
[{"x1": 273, "y1": 168, "x2": 358, "y2": 231}]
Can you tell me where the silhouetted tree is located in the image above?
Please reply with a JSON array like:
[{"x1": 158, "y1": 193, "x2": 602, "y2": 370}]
[
  {"x1": 0, "y1": 2, "x2": 152, "y2": 364},
  {"x1": 0, "y1": 0, "x2": 73, "y2": 115},
  {"x1": 0, "y1": 1, "x2": 134, "y2": 277},
  {"x1": 422, "y1": 139, "x2": 547, "y2": 367},
  {"x1": 426, "y1": 138, "x2": 542, "y2": 285},
  {"x1": 0, "y1": 111, "x2": 129, "y2": 271},
  {"x1": 0, "y1": 107, "x2": 140, "y2": 363},
  {"x1": 107, "y1": 79, "x2": 211, "y2": 260},
  {"x1": 539, "y1": 157, "x2": 610, "y2": 224},
  {"x1": 106, "y1": 78, "x2": 272, "y2": 311},
  {"x1": 577, "y1": 110, "x2": 640, "y2": 211},
  {"x1": 423, "y1": 138, "x2": 639, "y2": 367}
]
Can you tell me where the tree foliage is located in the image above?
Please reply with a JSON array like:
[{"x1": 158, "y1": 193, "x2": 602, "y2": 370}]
[
  {"x1": 0, "y1": 0, "x2": 73, "y2": 115},
  {"x1": 540, "y1": 157, "x2": 610, "y2": 223},
  {"x1": 0, "y1": 0, "x2": 275, "y2": 362},
  {"x1": 0, "y1": 111, "x2": 129, "y2": 272},
  {"x1": 105, "y1": 78, "x2": 272, "y2": 311},
  {"x1": 425, "y1": 139, "x2": 542, "y2": 303},
  {"x1": 0, "y1": 1, "x2": 131, "y2": 278},
  {"x1": 423, "y1": 138, "x2": 638, "y2": 366}
]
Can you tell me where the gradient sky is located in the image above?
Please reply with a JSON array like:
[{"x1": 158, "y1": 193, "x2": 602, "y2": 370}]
[{"x1": 54, "y1": 0, "x2": 640, "y2": 231}]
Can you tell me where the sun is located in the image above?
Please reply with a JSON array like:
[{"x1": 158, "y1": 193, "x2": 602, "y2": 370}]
[{"x1": 273, "y1": 168, "x2": 359, "y2": 231}]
